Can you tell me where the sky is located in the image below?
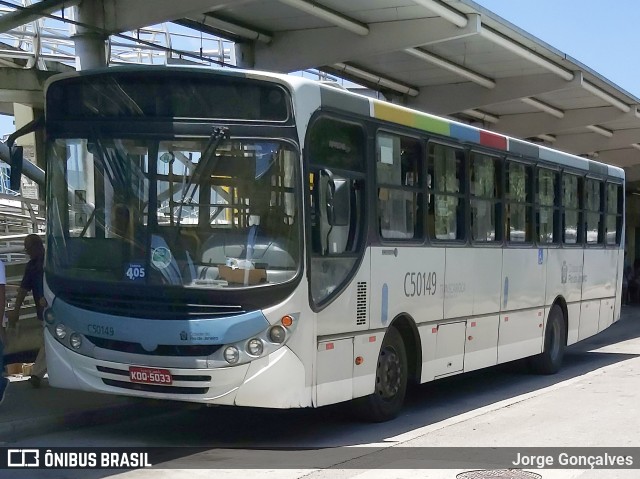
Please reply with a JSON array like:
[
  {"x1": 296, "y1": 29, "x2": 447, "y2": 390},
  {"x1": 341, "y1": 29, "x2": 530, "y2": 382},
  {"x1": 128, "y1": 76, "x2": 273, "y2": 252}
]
[
  {"x1": 472, "y1": 0, "x2": 639, "y2": 97},
  {"x1": 1, "y1": 1, "x2": 638, "y2": 136}
]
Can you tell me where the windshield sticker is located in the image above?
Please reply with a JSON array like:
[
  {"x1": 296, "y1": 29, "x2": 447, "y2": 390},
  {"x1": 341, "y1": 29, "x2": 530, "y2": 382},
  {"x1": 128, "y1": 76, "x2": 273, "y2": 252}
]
[
  {"x1": 125, "y1": 263, "x2": 146, "y2": 281},
  {"x1": 151, "y1": 247, "x2": 172, "y2": 270}
]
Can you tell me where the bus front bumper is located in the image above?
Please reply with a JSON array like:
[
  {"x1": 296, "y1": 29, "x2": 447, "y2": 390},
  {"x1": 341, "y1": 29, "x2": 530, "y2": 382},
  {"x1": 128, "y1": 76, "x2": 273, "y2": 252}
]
[{"x1": 44, "y1": 328, "x2": 310, "y2": 408}]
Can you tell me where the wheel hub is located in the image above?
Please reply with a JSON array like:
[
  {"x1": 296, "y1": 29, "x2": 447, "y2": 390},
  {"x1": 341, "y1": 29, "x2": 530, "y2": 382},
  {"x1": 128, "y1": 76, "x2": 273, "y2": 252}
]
[{"x1": 377, "y1": 347, "x2": 401, "y2": 399}]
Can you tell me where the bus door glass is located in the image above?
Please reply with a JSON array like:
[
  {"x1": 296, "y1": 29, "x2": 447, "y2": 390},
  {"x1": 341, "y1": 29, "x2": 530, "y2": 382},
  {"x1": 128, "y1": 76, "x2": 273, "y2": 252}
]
[{"x1": 307, "y1": 117, "x2": 366, "y2": 307}]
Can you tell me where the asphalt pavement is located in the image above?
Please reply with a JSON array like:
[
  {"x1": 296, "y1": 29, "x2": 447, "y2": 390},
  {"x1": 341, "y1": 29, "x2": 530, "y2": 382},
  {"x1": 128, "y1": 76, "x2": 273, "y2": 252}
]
[{"x1": 0, "y1": 368, "x2": 181, "y2": 444}]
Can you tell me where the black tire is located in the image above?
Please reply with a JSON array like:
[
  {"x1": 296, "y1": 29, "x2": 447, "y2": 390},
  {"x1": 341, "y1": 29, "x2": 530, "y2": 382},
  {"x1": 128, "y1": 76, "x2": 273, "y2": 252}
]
[
  {"x1": 355, "y1": 327, "x2": 408, "y2": 422},
  {"x1": 530, "y1": 304, "x2": 566, "y2": 374}
]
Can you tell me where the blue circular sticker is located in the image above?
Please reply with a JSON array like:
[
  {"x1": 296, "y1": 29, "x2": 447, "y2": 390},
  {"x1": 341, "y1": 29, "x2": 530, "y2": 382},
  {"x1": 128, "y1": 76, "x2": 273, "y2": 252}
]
[{"x1": 151, "y1": 247, "x2": 172, "y2": 270}]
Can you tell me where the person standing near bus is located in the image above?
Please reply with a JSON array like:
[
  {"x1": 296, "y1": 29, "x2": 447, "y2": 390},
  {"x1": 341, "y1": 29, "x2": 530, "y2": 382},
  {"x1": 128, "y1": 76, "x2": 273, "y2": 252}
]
[
  {"x1": 0, "y1": 258, "x2": 8, "y2": 403},
  {"x1": 8, "y1": 234, "x2": 47, "y2": 388}
]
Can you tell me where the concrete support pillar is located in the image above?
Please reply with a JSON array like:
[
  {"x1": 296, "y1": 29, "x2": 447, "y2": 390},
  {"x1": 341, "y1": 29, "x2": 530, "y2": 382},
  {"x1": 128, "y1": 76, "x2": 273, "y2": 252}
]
[
  {"x1": 234, "y1": 42, "x2": 255, "y2": 69},
  {"x1": 74, "y1": 32, "x2": 108, "y2": 70},
  {"x1": 73, "y1": 2, "x2": 108, "y2": 70}
]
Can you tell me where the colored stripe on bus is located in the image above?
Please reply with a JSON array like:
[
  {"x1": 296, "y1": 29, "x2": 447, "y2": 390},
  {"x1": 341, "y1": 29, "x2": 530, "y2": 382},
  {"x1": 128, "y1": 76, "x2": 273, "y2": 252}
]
[
  {"x1": 509, "y1": 138, "x2": 540, "y2": 159},
  {"x1": 450, "y1": 123, "x2": 480, "y2": 143},
  {"x1": 480, "y1": 130, "x2": 507, "y2": 150},
  {"x1": 373, "y1": 101, "x2": 449, "y2": 135},
  {"x1": 373, "y1": 100, "x2": 512, "y2": 153}
]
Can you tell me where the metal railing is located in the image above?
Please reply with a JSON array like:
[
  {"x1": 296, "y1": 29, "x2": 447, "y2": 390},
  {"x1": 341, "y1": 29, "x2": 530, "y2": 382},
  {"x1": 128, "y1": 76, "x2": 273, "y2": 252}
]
[{"x1": 0, "y1": 1, "x2": 235, "y2": 69}]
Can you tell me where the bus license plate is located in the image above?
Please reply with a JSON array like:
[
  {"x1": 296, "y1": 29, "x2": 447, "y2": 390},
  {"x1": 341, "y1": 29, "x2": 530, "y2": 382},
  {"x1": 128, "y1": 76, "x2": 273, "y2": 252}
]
[{"x1": 129, "y1": 366, "x2": 173, "y2": 385}]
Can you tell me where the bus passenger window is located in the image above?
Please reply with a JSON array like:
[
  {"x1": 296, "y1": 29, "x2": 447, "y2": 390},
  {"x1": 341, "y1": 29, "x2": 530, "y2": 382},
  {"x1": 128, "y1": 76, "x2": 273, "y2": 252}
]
[
  {"x1": 562, "y1": 174, "x2": 580, "y2": 244},
  {"x1": 470, "y1": 152, "x2": 501, "y2": 242},
  {"x1": 536, "y1": 168, "x2": 559, "y2": 244},
  {"x1": 606, "y1": 183, "x2": 623, "y2": 245},
  {"x1": 428, "y1": 143, "x2": 465, "y2": 241},
  {"x1": 585, "y1": 178, "x2": 603, "y2": 244},
  {"x1": 376, "y1": 133, "x2": 422, "y2": 240},
  {"x1": 505, "y1": 161, "x2": 532, "y2": 243}
]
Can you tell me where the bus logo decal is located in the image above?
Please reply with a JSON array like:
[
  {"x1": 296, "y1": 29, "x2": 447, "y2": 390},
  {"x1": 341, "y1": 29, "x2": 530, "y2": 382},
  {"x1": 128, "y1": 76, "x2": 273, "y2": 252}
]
[{"x1": 180, "y1": 331, "x2": 188, "y2": 341}]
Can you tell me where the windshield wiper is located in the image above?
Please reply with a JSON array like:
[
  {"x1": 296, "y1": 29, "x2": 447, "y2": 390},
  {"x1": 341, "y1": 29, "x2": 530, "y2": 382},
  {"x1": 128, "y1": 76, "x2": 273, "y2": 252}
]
[{"x1": 176, "y1": 126, "x2": 230, "y2": 227}]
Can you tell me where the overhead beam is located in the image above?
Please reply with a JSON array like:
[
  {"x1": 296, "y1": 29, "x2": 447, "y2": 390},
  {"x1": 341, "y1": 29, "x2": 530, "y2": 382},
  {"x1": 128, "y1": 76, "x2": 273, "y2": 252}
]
[
  {"x1": 255, "y1": 15, "x2": 480, "y2": 72},
  {"x1": 600, "y1": 149, "x2": 640, "y2": 169},
  {"x1": 479, "y1": 27, "x2": 574, "y2": 81},
  {"x1": 180, "y1": 14, "x2": 272, "y2": 43},
  {"x1": 581, "y1": 80, "x2": 630, "y2": 112},
  {"x1": 96, "y1": 0, "x2": 247, "y2": 33},
  {"x1": 408, "y1": 72, "x2": 581, "y2": 115},
  {"x1": 404, "y1": 45, "x2": 495, "y2": 89},
  {"x1": 554, "y1": 128, "x2": 640, "y2": 154},
  {"x1": 0, "y1": 89, "x2": 43, "y2": 106},
  {"x1": 0, "y1": 0, "x2": 80, "y2": 33},
  {"x1": 412, "y1": 0, "x2": 468, "y2": 28},
  {"x1": 411, "y1": 1, "x2": 574, "y2": 82},
  {"x1": 277, "y1": 0, "x2": 369, "y2": 36},
  {"x1": 496, "y1": 106, "x2": 626, "y2": 139},
  {"x1": 0, "y1": 67, "x2": 60, "y2": 107},
  {"x1": 329, "y1": 63, "x2": 419, "y2": 96}
]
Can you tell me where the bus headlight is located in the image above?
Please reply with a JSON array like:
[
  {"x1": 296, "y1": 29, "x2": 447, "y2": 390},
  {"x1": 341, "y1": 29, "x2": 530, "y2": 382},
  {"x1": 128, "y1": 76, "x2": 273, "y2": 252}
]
[
  {"x1": 69, "y1": 333, "x2": 82, "y2": 349},
  {"x1": 223, "y1": 346, "x2": 240, "y2": 364},
  {"x1": 247, "y1": 338, "x2": 264, "y2": 356},
  {"x1": 55, "y1": 324, "x2": 67, "y2": 339},
  {"x1": 268, "y1": 325, "x2": 286, "y2": 344}
]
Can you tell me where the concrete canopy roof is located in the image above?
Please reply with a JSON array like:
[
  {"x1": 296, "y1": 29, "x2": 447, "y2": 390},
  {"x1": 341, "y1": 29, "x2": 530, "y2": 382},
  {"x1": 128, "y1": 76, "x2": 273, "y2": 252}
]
[{"x1": 3, "y1": 0, "x2": 640, "y2": 182}]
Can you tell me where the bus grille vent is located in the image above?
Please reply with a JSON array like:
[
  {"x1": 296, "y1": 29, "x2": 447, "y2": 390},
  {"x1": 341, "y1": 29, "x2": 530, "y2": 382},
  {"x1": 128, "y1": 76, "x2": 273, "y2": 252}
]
[{"x1": 356, "y1": 282, "x2": 367, "y2": 326}]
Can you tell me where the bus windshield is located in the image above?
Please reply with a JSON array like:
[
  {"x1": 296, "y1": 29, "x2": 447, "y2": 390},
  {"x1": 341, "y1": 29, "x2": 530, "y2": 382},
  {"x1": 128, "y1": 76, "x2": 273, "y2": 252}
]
[{"x1": 46, "y1": 135, "x2": 301, "y2": 290}]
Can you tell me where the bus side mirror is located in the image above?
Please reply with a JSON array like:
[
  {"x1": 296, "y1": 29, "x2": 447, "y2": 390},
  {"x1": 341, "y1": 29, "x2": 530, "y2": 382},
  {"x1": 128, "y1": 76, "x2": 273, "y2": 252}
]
[
  {"x1": 322, "y1": 169, "x2": 350, "y2": 227},
  {"x1": 9, "y1": 145, "x2": 23, "y2": 191}
]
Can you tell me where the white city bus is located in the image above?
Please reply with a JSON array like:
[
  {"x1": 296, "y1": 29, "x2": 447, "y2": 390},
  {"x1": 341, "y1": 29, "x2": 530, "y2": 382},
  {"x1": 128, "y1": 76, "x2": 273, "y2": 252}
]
[{"x1": 33, "y1": 66, "x2": 623, "y2": 421}]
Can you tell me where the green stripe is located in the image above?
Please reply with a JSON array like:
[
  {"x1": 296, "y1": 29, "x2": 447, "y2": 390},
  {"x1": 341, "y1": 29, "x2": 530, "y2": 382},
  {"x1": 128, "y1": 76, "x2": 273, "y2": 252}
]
[
  {"x1": 374, "y1": 101, "x2": 450, "y2": 135},
  {"x1": 415, "y1": 114, "x2": 450, "y2": 136}
]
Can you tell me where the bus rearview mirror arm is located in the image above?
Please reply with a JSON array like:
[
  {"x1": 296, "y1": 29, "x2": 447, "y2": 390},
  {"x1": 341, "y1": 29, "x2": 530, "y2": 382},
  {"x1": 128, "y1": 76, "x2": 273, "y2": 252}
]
[{"x1": 0, "y1": 116, "x2": 45, "y2": 190}]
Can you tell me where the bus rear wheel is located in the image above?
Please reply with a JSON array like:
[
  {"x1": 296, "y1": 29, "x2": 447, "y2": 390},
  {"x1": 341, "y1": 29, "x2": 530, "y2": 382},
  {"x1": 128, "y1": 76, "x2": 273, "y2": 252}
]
[
  {"x1": 355, "y1": 327, "x2": 407, "y2": 422},
  {"x1": 530, "y1": 304, "x2": 566, "y2": 374}
]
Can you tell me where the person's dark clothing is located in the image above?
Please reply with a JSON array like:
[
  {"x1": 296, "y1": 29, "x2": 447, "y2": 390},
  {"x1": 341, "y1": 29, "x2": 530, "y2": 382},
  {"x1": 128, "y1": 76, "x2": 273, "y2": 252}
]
[{"x1": 20, "y1": 256, "x2": 44, "y2": 320}]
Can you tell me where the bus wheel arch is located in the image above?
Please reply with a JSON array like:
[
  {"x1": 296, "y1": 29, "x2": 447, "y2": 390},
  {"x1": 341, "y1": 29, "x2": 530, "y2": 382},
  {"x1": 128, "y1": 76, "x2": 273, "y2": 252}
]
[
  {"x1": 354, "y1": 314, "x2": 419, "y2": 422},
  {"x1": 388, "y1": 314, "x2": 421, "y2": 386},
  {"x1": 530, "y1": 301, "x2": 566, "y2": 374},
  {"x1": 552, "y1": 296, "x2": 569, "y2": 346}
]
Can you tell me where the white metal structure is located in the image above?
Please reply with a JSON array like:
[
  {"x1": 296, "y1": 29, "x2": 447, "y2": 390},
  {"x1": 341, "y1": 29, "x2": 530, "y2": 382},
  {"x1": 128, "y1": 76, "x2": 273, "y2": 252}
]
[{"x1": 35, "y1": 66, "x2": 623, "y2": 421}]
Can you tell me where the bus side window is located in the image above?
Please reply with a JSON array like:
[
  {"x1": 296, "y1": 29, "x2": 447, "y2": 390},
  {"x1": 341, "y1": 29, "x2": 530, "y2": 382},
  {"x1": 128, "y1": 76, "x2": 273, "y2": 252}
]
[
  {"x1": 470, "y1": 152, "x2": 501, "y2": 243},
  {"x1": 505, "y1": 160, "x2": 533, "y2": 243},
  {"x1": 585, "y1": 178, "x2": 603, "y2": 245},
  {"x1": 428, "y1": 142, "x2": 465, "y2": 241},
  {"x1": 562, "y1": 174, "x2": 580, "y2": 244},
  {"x1": 376, "y1": 132, "x2": 422, "y2": 240}
]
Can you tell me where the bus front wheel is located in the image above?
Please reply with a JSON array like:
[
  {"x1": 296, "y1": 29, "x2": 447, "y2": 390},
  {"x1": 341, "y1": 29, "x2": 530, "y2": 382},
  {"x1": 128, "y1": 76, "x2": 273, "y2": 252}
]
[
  {"x1": 530, "y1": 304, "x2": 566, "y2": 374},
  {"x1": 355, "y1": 327, "x2": 408, "y2": 422}
]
